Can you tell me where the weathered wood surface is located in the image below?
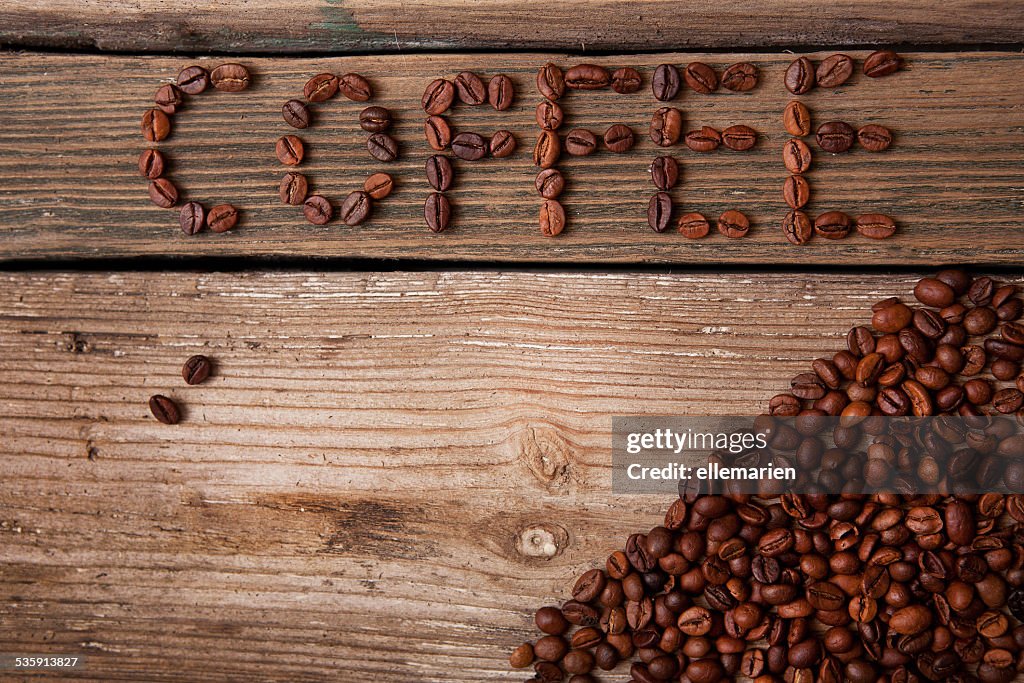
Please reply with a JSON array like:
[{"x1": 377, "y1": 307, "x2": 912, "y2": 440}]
[
  {"x1": 1, "y1": 51, "x2": 1022, "y2": 265},
  {"x1": 2, "y1": 0, "x2": 1022, "y2": 53},
  {"x1": 0, "y1": 270, "x2": 1020, "y2": 681}
]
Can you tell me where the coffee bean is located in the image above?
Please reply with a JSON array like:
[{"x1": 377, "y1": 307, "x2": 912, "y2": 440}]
[
  {"x1": 338, "y1": 73, "x2": 372, "y2": 101},
  {"x1": 611, "y1": 67, "x2": 642, "y2": 93},
  {"x1": 572, "y1": 568, "x2": 606, "y2": 602},
  {"x1": 721, "y1": 125, "x2": 757, "y2": 151},
  {"x1": 540, "y1": 200, "x2": 566, "y2": 237},
  {"x1": 677, "y1": 212, "x2": 710, "y2": 240},
  {"x1": 717, "y1": 210, "x2": 750, "y2": 238},
  {"x1": 149, "y1": 395, "x2": 180, "y2": 424},
  {"x1": 424, "y1": 192, "x2": 451, "y2": 233},
  {"x1": 814, "y1": 211, "x2": 852, "y2": 239},
  {"x1": 148, "y1": 178, "x2": 178, "y2": 208},
  {"x1": 783, "y1": 210, "x2": 813, "y2": 245},
  {"x1": 914, "y1": 278, "x2": 956, "y2": 307},
  {"x1": 648, "y1": 192, "x2": 673, "y2": 233},
  {"x1": 783, "y1": 139, "x2": 812, "y2": 173},
  {"x1": 816, "y1": 54, "x2": 854, "y2": 87},
  {"x1": 280, "y1": 172, "x2": 308, "y2": 205},
  {"x1": 182, "y1": 355, "x2": 212, "y2": 385},
  {"x1": 210, "y1": 63, "x2": 250, "y2": 91},
  {"x1": 422, "y1": 78, "x2": 455, "y2": 115},
  {"x1": 509, "y1": 642, "x2": 534, "y2": 669},
  {"x1": 339, "y1": 191, "x2": 372, "y2": 226},
  {"x1": 487, "y1": 74, "x2": 514, "y2": 111},
  {"x1": 533, "y1": 130, "x2": 560, "y2": 168},
  {"x1": 363, "y1": 172, "x2": 394, "y2": 200},
  {"x1": 864, "y1": 50, "x2": 903, "y2": 77},
  {"x1": 138, "y1": 149, "x2": 166, "y2": 179},
  {"x1": 303, "y1": 195, "x2": 333, "y2": 225},
  {"x1": 650, "y1": 107, "x2": 682, "y2": 146},
  {"x1": 565, "y1": 128, "x2": 597, "y2": 156},
  {"x1": 367, "y1": 133, "x2": 399, "y2": 162},
  {"x1": 650, "y1": 156, "x2": 679, "y2": 190},
  {"x1": 207, "y1": 204, "x2": 238, "y2": 232},
  {"x1": 856, "y1": 214, "x2": 896, "y2": 239},
  {"x1": 303, "y1": 73, "x2": 338, "y2": 103},
  {"x1": 142, "y1": 108, "x2": 171, "y2": 142},
  {"x1": 424, "y1": 115, "x2": 452, "y2": 150},
  {"x1": 179, "y1": 201, "x2": 205, "y2": 236},
  {"x1": 565, "y1": 64, "x2": 610, "y2": 89},
  {"x1": 857, "y1": 124, "x2": 892, "y2": 152},
  {"x1": 359, "y1": 106, "x2": 392, "y2": 133},
  {"x1": 282, "y1": 99, "x2": 311, "y2": 129},
  {"x1": 685, "y1": 126, "x2": 721, "y2": 152},
  {"x1": 451, "y1": 132, "x2": 488, "y2": 161},
  {"x1": 426, "y1": 155, "x2": 454, "y2": 191},
  {"x1": 723, "y1": 62, "x2": 759, "y2": 91},
  {"x1": 684, "y1": 62, "x2": 718, "y2": 93},
  {"x1": 454, "y1": 71, "x2": 487, "y2": 105},
  {"x1": 891, "y1": 605, "x2": 932, "y2": 635},
  {"x1": 536, "y1": 100, "x2": 564, "y2": 131},
  {"x1": 817, "y1": 121, "x2": 856, "y2": 153},
  {"x1": 537, "y1": 62, "x2": 565, "y2": 101},
  {"x1": 603, "y1": 124, "x2": 634, "y2": 153},
  {"x1": 783, "y1": 101, "x2": 812, "y2": 136},
  {"x1": 785, "y1": 57, "x2": 816, "y2": 94},
  {"x1": 490, "y1": 130, "x2": 517, "y2": 158},
  {"x1": 176, "y1": 65, "x2": 209, "y2": 95},
  {"x1": 154, "y1": 84, "x2": 183, "y2": 115},
  {"x1": 276, "y1": 135, "x2": 305, "y2": 166},
  {"x1": 536, "y1": 169, "x2": 565, "y2": 199},
  {"x1": 652, "y1": 64, "x2": 681, "y2": 101},
  {"x1": 783, "y1": 174, "x2": 810, "y2": 209}
]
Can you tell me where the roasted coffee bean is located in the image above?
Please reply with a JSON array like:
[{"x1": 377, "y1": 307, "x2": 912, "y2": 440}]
[
  {"x1": 366, "y1": 133, "x2": 399, "y2": 162},
  {"x1": 304, "y1": 73, "x2": 338, "y2": 102},
  {"x1": 509, "y1": 643, "x2": 534, "y2": 668},
  {"x1": 179, "y1": 201, "x2": 205, "y2": 236},
  {"x1": 424, "y1": 192, "x2": 451, "y2": 233},
  {"x1": 535, "y1": 169, "x2": 565, "y2": 199},
  {"x1": 994, "y1": 387, "x2": 1024, "y2": 413},
  {"x1": 864, "y1": 50, "x2": 903, "y2": 77},
  {"x1": 282, "y1": 99, "x2": 311, "y2": 129},
  {"x1": 915, "y1": 277, "x2": 956, "y2": 307},
  {"x1": 817, "y1": 121, "x2": 856, "y2": 153},
  {"x1": 650, "y1": 156, "x2": 679, "y2": 190},
  {"x1": 149, "y1": 395, "x2": 180, "y2": 424},
  {"x1": 276, "y1": 135, "x2": 304, "y2": 166},
  {"x1": 856, "y1": 214, "x2": 896, "y2": 239},
  {"x1": 426, "y1": 155, "x2": 454, "y2": 191},
  {"x1": 422, "y1": 78, "x2": 455, "y2": 115},
  {"x1": 603, "y1": 124, "x2": 635, "y2": 153},
  {"x1": 534, "y1": 130, "x2": 560, "y2": 168},
  {"x1": 783, "y1": 210, "x2": 812, "y2": 245},
  {"x1": 537, "y1": 63, "x2": 565, "y2": 101},
  {"x1": 783, "y1": 139, "x2": 812, "y2": 173},
  {"x1": 451, "y1": 132, "x2": 487, "y2": 161},
  {"x1": 489, "y1": 130, "x2": 516, "y2": 158},
  {"x1": 540, "y1": 199, "x2": 566, "y2": 237},
  {"x1": 684, "y1": 62, "x2": 718, "y2": 93},
  {"x1": 454, "y1": 71, "x2": 487, "y2": 105},
  {"x1": 815, "y1": 211, "x2": 851, "y2": 239},
  {"x1": 858, "y1": 124, "x2": 892, "y2": 152},
  {"x1": 565, "y1": 64, "x2": 610, "y2": 89},
  {"x1": 816, "y1": 54, "x2": 854, "y2": 87},
  {"x1": 717, "y1": 210, "x2": 750, "y2": 238},
  {"x1": 685, "y1": 126, "x2": 722, "y2": 152},
  {"x1": 721, "y1": 125, "x2": 757, "y2": 151},
  {"x1": 572, "y1": 568, "x2": 606, "y2": 603},
  {"x1": 148, "y1": 178, "x2": 178, "y2": 208},
  {"x1": 207, "y1": 204, "x2": 238, "y2": 232},
  {"x1": 565, "y1": 128, "x2": 598, "y2": 156},
  {"x1": 783, "y1": 101, "x2": 812, "y2": 136},
  {"x1": 783, "y1": 174, "x2": 811, "y2": 209},
  {"x1": 138, "y1": 149, "x2": 166, "y2": 179},
  {"x1": 678, "y1": 213, "x2": 710, "y2": 239},
  {"x1": 363, "y1": 172, "x2": 394, "y2": 200},
  {"x1": 487, "y1": 74, "x2": 514, "y2": 111},
  {"x1": 785, "y1": 57, "x2": 816, "y2": 94},
  {"x1": 154, "y1": 84, "x2": 183, "y2": 115},
  {"x1": 536, "y1": 100, "x2": 564, "y2": 130},
  {"x1": 338, "y1": 73, "x2": 372, "y2": 101},
  {"x1": 337, "y1": 191, "x2": 372, "y2": 227},
  {"x1": 652, "y1": 64, "x2": 681, "y2": 101},
  {"x1": 303, "y1": 195, "x2": 333, "y2": 225},
  {"x1": 650, "y1": 107, "x2": 683, "y2": 147},
  {"x1": 358, "y1": 106, "x2": 392, "y2": 133},
  {"x1": 611, "y1": 67, "x2": 642, "y2": 93},
  {"x1": 721, "y1": 62, "x2": 758, "y2": 91},
  {"x1": 182, "y1": 355, "x2": 213, "y2": 385},
  {"x1": 424, "y1": 115, "x2": 452, "y2": 151},
  {"x1": 648, "y1": 192, "x2": 673, "y2": 233},
  {"x1": 176, "y1": 65, "x2": 209, "y2": 94},
  {"x1": 210, "y1": 63, "x2": 250, "y2": 91},
  {"x1": 142, "y1": 108, "x2": 171, "y2": 142}
]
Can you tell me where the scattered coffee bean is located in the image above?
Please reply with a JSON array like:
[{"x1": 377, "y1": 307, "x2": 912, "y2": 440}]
[
  {"x1": 490, "y1": 130, "x2": 517, "y2": 158},
  {"x1": 535, "y1": 169, "x2": 565, "y2": 199},
  {"x1": 176, "y1": 65, "x2": 209, "y2": 95},
  {"x1": 721, "y1": 124, "x2": 757, "y2": 151},
  {"x1": 785, "y1": 57, "x2": 816, "y2": 94},
  {"x1": 603, "y1": 124, "x2": 635, "y2": 153},
  {"x1": 611, "y1": 67, "x2": 642, "y2": 94},
  {"x1": 864, "y1": 50, "x2": 903, "y2": 77},
  {"x1": 537, "y1": 63, "x2": 565, "y2": 101},
  {"x1": 424, "y1": 192, "x2": 451, "y2": 233},
  {"x1": 154, "y1": 84, "x2": 183, "y2": 115},
  {"x1": 857, "y1": 124, "x2": 893, "y2": 152},
  {"x1": 856, "y1": 213, "x2": 896, "y2": 239},
  {"x1": 814, "y1": 210, "x2": 852, "y2": 239},
  {"x1": 451, "y1": 132, "x2": 488, "y2": 161},
  {"x1": 454, "y1": 71, "x2": 487, "y2": 105},
  {"x1": 565, "y1": 129, "x2": 598, "y2": 156},
  {"x1": 282, "y1": 99, "x2": 311, "y2": 129},
  {"x1": 488, "y1": 74, "x2": 515, "y2": 111},
  {"x1": 652, "y1": 64, "x2": 681, "y2": 101},
  {"x1": 363, "y1": 172, "x2": 394, "y2": 200},
  {"x1": 367, "y1": 133, "x2": 399, "y2": 162},
  {"x1": 816, "y1": 54, "x2": 854, "y2": 87},
  {"x1": 565, "y1": 64, "x2": 610, "y2": 89},
  {"x1": 783, "y1": 100, "x2": 812, "y2": 136},
  {"x1": 426, "y1": 155, "x2": 454, "y2": 191},
  {"x1": 338, "y1": 73, "x2": 372, "y2": 101},
  {"x1": 817, "y1": 121, "x2": 856, "y2": 153},
  {"x1": 783, "y1": 209, "x2": 813, "y2": 245},
  {"x1": 339, "y1": 190, "x2": 372, "y2": 226},
  {"x1": 783, "y1": 174, "x2": 810, "y2": 209},
  {"x1": 280, "y1": 172, "x2": 308, "y2": 205},
  {"x1": 717, "y1": 210, "x2": 750, "y2": 238},
  {"x1": 783, "y1": 139, "x2": 812, "y2": 173},
  {"x1": 182, "y1": 355, "x2": 212, "y2": 385},
  {"x1": 650, "y1": 107, "x2": 682, "y2": 147},
  {"x1": 424, "y1": 115, "x2": 452, "y2": 151},
  {"x1": 684, "y1": 62, "x2": 718, "y2": 93},
  {"x1": 303, "y1": 195, "x2": 333, "y2": 225},
  {"x1": 148, "y1": 178, "x2": 178, "y2": 208},
  {"x1": 142, "y1": 108, "x2": 171, "y2": 142},
  {"x1": 678, "y1": 212, "x2": 710, "y2": 239},
  {"x1": 650, "y1": 156, "x2": 679, "y2": 191},
  {"x1": 721, "y1": 62, "x2": 759, "y2": 91},
  {"x1": 304, "y1": 73, "x2": 339, "y2": 102},
  {"x1": 179, "y1": 202, "x2": 205, "y2": 236},
  {"x1": 359, "y1": 106, "x2": 392, "y2": 133},
  {"x1": 210, "y1": 63, "x2": 250, "y2": 91},
  {"x1": 534, "y1": 131, "x2": 560, "y2": 168},
  {"x1": 149, "y1": 395, "x2": 180, "y2": 424},
  {"x1": 540, "y1": 199, "x2": 566, "y2": 237},
  {"x1": 276, "y1": 135, "x2": 304, "y2": 166},
  {"x1": 422, "y1": 78, "x2": 455, "y2": 115},
  {"x1": 536, "y1": 100, "x2": 564, "y2": 131},
  {"x1": 138, "y1": 149, "x2": 166, "y2": 179},
  {"x1": 207, "y1": 204, "x2": 238, "y2": 232},
  {"x1": 647, "y1": 192, "x2": 673, "y2": 233},
  {"x1": 685, "y1": 126, "x2": 721, "y2": 152}
]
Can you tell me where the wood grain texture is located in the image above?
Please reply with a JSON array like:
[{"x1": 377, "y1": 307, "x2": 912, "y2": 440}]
[
  {"x1": 1, "y1": 51, "x2": 1023, "y2": 265},
  {"x1": 2, "y1": 0, "x2": 1023, "y2": 52},
  {"x1": 1, "y1": 269, "x2": 1021, "y2": 681}
]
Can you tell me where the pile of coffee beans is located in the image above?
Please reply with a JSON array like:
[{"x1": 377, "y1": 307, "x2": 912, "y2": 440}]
[
  {"x1": 148, "y1": 354, "x2": 214, "y2": 425},
  {"x1": 275, "y1": 72, "x2": 397, "y2": 226},
  {"x1": 421, "y1": 71, "x2": 517, "y2": 233},
  {"x1": 511, "y1": 270, "x2": 1024, "y2": 682},
  {"x1": 139, "y1": 64, "x2": 249, "y2": 235}
]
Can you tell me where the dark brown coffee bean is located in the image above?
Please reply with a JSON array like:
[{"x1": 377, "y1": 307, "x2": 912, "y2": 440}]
[
  {"x1": 363, "y1": 172, "x2": 394, "y2": 200},
  {"x1": 537, "y1": 63, "x2": 565, "y2": 101},
  {"x1": 337, "y1": 73, "x2": 372, "y2": 101},
  {"x1": 783, "y1": 101, "x2": 812, "y2": 136},
  {"x1": 536, "y1": 100, "x2": 564, "y2": 131},
  {"x1": 540, "y1": 199, "x2": 566, "y2": 237},
  {"x1": 857, "y1": 124, "x2": 892, "y2": 152},
  {"x1": 279, "y1": 172, "x2": 308, "y2": 205},
  {"x1": 1005, "y1": 321, "x2": 1024, "y2": 344},
  {"x1": 648, "y1": 192, "x2": 673, "y2": 233},
  {"x1": 454, "y1": 71, "x2": 486, "y2": 105},
  {"x1": 718, "y1": 210, "x2": 750, "y2": 238},
  {"x1": 179, "y1": 201, "x2": 205, "y2": 236},
  {"x1": 816, "y1": 54, "x2": 854, "y2": 87},
  {"x1": 784, "y1": 174, "x2": 810, "y2": 209},
  {"x1": 276, "y1": 135, "x2": 304, "y2": 166},
  {"x1": 489, "y1": 130, "x2": 516, "y2": 158},
  {"x1": 451, "y1": 132, "x2": 487, "y2": 161},
  {"x1": 565, "y1": 128, "x2": 597, "y2": 156},
  {"x1": 424, "y1": 115, "x2": 451, "y2": 151},
  {"x1": 783, "y1": 210, "x2": 812, "y2": 245},
  {"x1": 210, "y1": 63, "x2": 250, "y2": 91},
  {"x1": 282, "y1": 99, "x2": 311, "y2": 129},
  {"x1": 358, "y1": 106, "x2": 392, "y2": 133},
  {"x1": 176, "y1": 65, "x2": 209, "y2": 95},
  {"x1": 856, "y1": 214, "x2": 896, "y2": 239},
  {"x1": 650, "y1": 107, "x2": 682, "y2": 147},
  {"x1": 864, "y1": 50, "x2": 903, "y2": 77},
  {"x1": 303, "y1": 195, "x2": 333, "y2": 225},
  {"x1": 534, "y1": 130, "x2": 560, "y2": 168},
  {"x1": 684, "y1": 62, "x2": 718, "y2": 93},
  {"x1": 182, "y1": 355, "x2": 212, "y2": 385},
  {"x1": 339, "y1": 190, "x2": 372, "y2": 226},
  {"x1": 367, "y1": 133, "x2": 399, "y2": 162},
  {"x1": 422, "y1": 78, "x2": 454, "y2": 115},
  {"x1": 817, "y1": 121, "x2": 856, "y2": 153},
  {"x1": 721, "y1": 62, "x2": 758, "y2": 91},
  {"x1": 914, "y1": 277, "x2": 955, "y2": 307},
  {"x1": 154, "y1": 84, "x2": 183, "y2": 115},
  {"x1": 207, "y1": 204, "x2": 238, "y2": 233},
  {"x1": 759, "y1": 528, "x2": 795, "y2": 557},
  {"x1": 572, "y1": 568, "x2": 606, "y2": 603},
  {"x1": 536, "y1": 169, "x2": 565, "y2": 199},
  {"x1": 994, "y1": 388, "x2": 1024, "y2": 413},
  {"x1": 303, "y1": 73, "x2": 338, "y2": 102},
  {"x1": 783, "y1": 139, "x2": 812, "y2": 172},
  {"x1": 685, "y1": 126, "x2": 721, "y2": 152},
  {"x1": 141, "y1": 108, "x2": 171, "y2": 142},
  {"x1": 678, "y1": 213, "x2": 710, "y2": 239},
  {"x1": 785, "y1": 57, "x2": 816, "y2": 94},
  {"x1": 650, "y1": 156, "x2": 679, "y2": 190},
  {"x1": 890, "y1": 605, "x2": 932, "y2": 635},
  {"x1": 138, "y1": 149, "x2": 166, "y2": 179},
  {"x1": 611, "y1": 67, "x2": 642, "y2": 93},
  {"x1": 148, "y1": 178, "x2": 178, "y2": 208},
  {"x1": 815, "y1": 211, "x2": 851, "y2": 239},
  {"x1": 424, "y1": 192, "x2": 451, "y2": 233},
  {"x1": 969, "y1": 276, "x2": 996, "y2": 305},
  {"x1": 565, "y1": 64, "x2": 610, "y2": 89},
  {"x1": 487, "y1": 74, "x2": 514, "y2": 111},
  {"x1": 426, "y1": 155, "x2": 454, "y2": 191},
  {"x1": 603, "y1": 124, "x2": 634, "y2": 153},
  {"x1": 722, "y1": 125, "x2": 757, "y2": 151},
  {"x1": 652, "y1": 64, "x2": 681, "y2": 101},
  {"x1": 149, "y1": 395, "x2": 180, "y2": 424}
]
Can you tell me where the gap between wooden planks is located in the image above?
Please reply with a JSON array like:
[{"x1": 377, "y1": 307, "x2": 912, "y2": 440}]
[
  {"x1": 1, "y1": 269, "x2": 1022, "y2": 681},
  {"x1": 0, "y1": 51, "x2": 1022, "y2": 264}
]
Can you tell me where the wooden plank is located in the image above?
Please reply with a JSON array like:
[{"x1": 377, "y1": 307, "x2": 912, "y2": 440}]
[
  {"x1": 1, "y1": 269, "x2": 1021, "y2": 681},
  {"x1": 2, "y1": 0, "x2": 1022, "y2": 53},
  {"x1": 1, "y1": 51, "x2": 1023, "y2": 265}
]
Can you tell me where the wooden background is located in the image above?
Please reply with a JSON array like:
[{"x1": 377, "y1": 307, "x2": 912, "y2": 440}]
[{"x1": 0, "y1": 2, "x2": 1023, "y2": 681}]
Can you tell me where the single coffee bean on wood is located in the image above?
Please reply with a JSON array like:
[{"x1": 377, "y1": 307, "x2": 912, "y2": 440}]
[
  {"x1": 142, "y1": 108, "x2": 171, "y2": 142},
  {"x1": 364, "y1": 172, "x2": 394, "y2": 200},
  {"x1": 207, "y1": 204, "x2": 238, "y2": 232},
  {"x1": 685, "y1": 126, "x2": 721, "y2": 152},
  {"x1": 815, "y1": 210, "x2": 852, "y2": 239},
  {"x1": 282, "y1": 99, "x2": 311, "y2": 129},
  {"x1": 280, "y1": 172, "x2": 308, "y2": 205},
  {"x1": 537, "y1": 63, "x2": 565, "y2": 101},
  {"x1": 182, "y1": 355, "x2": 212, "y2": 385},
  {"x1": 650, "y1": 107, "x2": 682, "y2": 147},
  {"x1": 339, "y1": 191, "x2": 372, "y2": 226},
  {"x1": 424, "y1": 192, "x2": 451, "y2": 233},
  {"x1": 535, "y1": 169, "x2": 565, "y2": 199},
  {"x1": 338, "y1": 73, "x2": 372, "y2": 101},
  {"x1": 565, "y1": 64, "x2": 611, "y2": 89},
  {"x1": 536, "y1": 100, "x2": 564, "y2": 131},
  {"x1": 565, "y1": 128, "x2": 598, "y2": 156},
  {"x1": 783, "y1": 101, "x2": 812, "y2": 136},
  {"x1": 856, "y1": 214, "x2": 897, "y2": 239},
  {"x1": 611, "y1": 67, "x2": 642, "y2": 93},
  {"x1": 858, "y1": 124, "x2": 893, "y2": 152},
  {"x1": 722, "y1": 125, "x2": 757, "y2": 151},
  {"x1": 276, "y1": 135, "x2": 304, "y2": 166},
  {"x1": 488, "y1": 74, "x2": 515, "y2": 111},
  {"x1": 534, "y1": 130, "x2": 560, "y2": 168},
  {"x1": 785, "y1": 57, "x2": 816, "y2": 94},
  {"x1": 783, "y1": 174, "x2": 810, "y2": 209},
  {"x1": 684, "y1": 62, "x2": 718, "y2": 93},
  {"x1": 718, "y1": 210, "x2": 750, "y2": 238},
  {"x1": 359, "y1": 106, "x2": 392, "y2": 133},
  {"x1": 721, "y1": 62, "x2": 758, "y2": 91},
  {"x1": 149, "y1": 395, "x2": 180, "y2": 425},
  {"x1": 816, "y1": 54, "x2": 854, "y2": 87},
  {"x1": 148, "y1": 178, "x2": 178, "y2": 208},
  {"x1": 304, "y1": 73, "x2": 338, "y2": 102},
  {"x1": 603, "y1": 124, "x2": 635, "y2": 153},
  {"x1": 783, "y1": 139, "x2": 812, "y2": 173},
  {"x1": 210, "y1": 63, "x2": 250, "y2": 91},
  {"x1": 422, "y1": 78, "x2": 455, "y2": 115},
  {"x1": 490, "y1": 130, "x2": 517, "y2": 158},
  {"x1": 648, "y1": 192, "x2": 673, "y2": 232},
  {"x1": 650, "y1": 156, "x2": 679, "y2": 190},
  {"x1": 139, "y1": 149, "x2": 165, "y2": 179},
  {"x1": 424, "y1": 115, "x2": 451, "y2": 150},
  {"x1": 303, "y1": 195, "x2": 333, "y2": 225},
  {"x1": 154, "y1": 84, "x2": 183, "y2": 115},
  {"x1": 540, "y1": 199, "x2": 566, "y2": 237},
  {"x1": 783, "y1": 210, "x2": 812, "y2": 245},
  {"x1": 454, "y1": 71, "x2": 487, "y2": 105},
  {"x1": 176, "y1": 65, "x2": 209, "y2": 94},
  {"x1": 652, "y1": 64, "x2": 681, "y2": 101},
  {"x1": 678, "y1": 212, "x2": 710, "y2": 239},
  {"x1": 367, "y1": 133, "x2": 399, "y2": 162},
  {"x1": 864, "y1": 50, "x2": 903, "y2": 77},
  {"x1": 817, "y1": 121, "x2": 856, "y2": 153},
  {"x1": 426, "y1": 155, "x2": 455, "y2": 191},
  {"x1": 451, "y1": 132, "x2": 488, "y2": 161},
  {"x1": 179, "y1": 201, "x2": 206, "y2": 236}
]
